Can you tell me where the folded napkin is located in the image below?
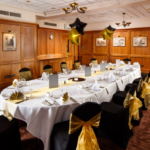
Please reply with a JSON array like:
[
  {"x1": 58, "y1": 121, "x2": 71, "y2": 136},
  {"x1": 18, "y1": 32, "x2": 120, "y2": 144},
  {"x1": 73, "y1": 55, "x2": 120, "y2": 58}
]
[
  {"x1": 120, "y1": 68, "x2": 126, "y2": 76},
  {"x1": 12, "y1": 79, "x2": 18, "y2": 88},
  {"x1": 41, "y1": 72, "x2": 49, "y2": 81},
  {"x1": 120, "y1": 61, "x2": 125, "y2": 65},
  {"x1": 16, "y1": 81, "x2": 27, "y2": 88},
  {"x1": 9, "y1": 89, "x2": 26, "y2": 100},
  {"x1": 91, "y1": 81, "x2": 100, "y2": 91},
  {"x1": 55, "y1": 96, "x2": 72, "y2": 105},
  {"x1": 127, "y1": 66, "x2": 133, "y2": 71},
  {"x1": 133, "y1": 62, "x2": 140, "y2": 68},
  {"x1": 108, "y1": 72, "x2": 116, "y2": 82}
]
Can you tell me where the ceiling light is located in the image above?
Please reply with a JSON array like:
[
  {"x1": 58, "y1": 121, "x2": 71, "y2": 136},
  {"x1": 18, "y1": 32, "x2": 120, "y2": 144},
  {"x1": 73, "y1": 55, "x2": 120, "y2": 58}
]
[
  {"x1": 51, "y1": 7, "x2": 56, "y2": 9},
  {"x1": 116, "y1": 13, "x2": 131, "y2": 27},
  {"x1": 62, "y1": 0, "x2": 87, "y2": 14},
  {"x1": 26, "y1": 0, "x2": 31, "y2": 3}
]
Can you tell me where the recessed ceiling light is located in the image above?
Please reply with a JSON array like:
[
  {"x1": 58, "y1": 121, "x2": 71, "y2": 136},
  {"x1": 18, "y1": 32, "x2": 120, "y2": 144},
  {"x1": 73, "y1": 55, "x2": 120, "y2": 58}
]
[
  {"x1": 51, "y1": 7, "x2": 56, "y2": 9},
  {"x1": 26, "y1": 0, "x2": 31, "y2": 3},
  {"x1": 148, "y1": 8, "x2": 150, "y2": 10}
]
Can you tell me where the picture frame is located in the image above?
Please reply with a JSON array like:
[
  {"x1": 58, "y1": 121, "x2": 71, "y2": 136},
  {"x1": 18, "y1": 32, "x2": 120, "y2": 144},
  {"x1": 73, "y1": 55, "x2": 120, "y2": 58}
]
[
  {"x1": 113, "y1": 37, "x2": 125, "y2": 47},
  {"x1": 133, "y1": 37, "x2": 147, "y2": 47},
  {"x1": 96, "y1": 38, "x2": 106, "y2": 46},
  {"x1": 3, "y1": 33, "x2": 16, "y2": 51}
]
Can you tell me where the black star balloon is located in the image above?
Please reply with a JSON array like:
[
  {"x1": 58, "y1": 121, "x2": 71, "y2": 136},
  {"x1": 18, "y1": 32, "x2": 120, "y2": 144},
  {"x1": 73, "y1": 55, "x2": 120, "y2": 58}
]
[
  {"x1": 107, "y1": 25, "x2": 116, "y2": 31},
  {"x1": 69, "y1": 18, "x2": 87, "y2": 35}
]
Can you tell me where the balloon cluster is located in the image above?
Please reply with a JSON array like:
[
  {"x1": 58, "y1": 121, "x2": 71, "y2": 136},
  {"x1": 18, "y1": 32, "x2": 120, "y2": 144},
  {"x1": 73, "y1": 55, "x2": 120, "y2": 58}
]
[
  {"x1": 101, "y1": 25, "x2": 116, "y2": 40},
  {"x1": 68, "y1": 18, "x2": 87, "y2": 45}
]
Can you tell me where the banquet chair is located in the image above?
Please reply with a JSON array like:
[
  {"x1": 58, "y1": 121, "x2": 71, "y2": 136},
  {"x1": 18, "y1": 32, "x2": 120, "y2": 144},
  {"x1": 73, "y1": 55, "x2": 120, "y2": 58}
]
[
  {"x1": 90, "y1": 58, "x2": 98, "y2": 64},
  {"x1": 0, "y1": 116, "x2": 21, "y2": 150},
  {"x1": 112, "y1": 84, "x2": 143, "y2": 124},
  {"x1": 123, "y1": 58, "x2": 131, "y2": 64},
  {"x1": 60, "y1": 62, "x2": 68, "y2": 73},
  {"x1": 50, "y1": 102, "x2": 101, "y2": 150},
  {"x1": 97, "y1": 102, "x2": 133, "y2": 148},
  {"x1": 43, "y1": 65, "x2": 53, "y2": 74},
  {"x1": 74, "y1": 60, "x2": 81, "y2": 70},
  {"x1": 19, "y1": 68, "x2": 32, "y2": 81}
]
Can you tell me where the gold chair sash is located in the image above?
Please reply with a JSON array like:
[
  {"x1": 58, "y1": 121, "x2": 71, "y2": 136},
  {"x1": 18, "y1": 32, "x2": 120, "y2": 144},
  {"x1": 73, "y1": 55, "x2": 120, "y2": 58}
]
[
  {"x1": 124, "y1": 91, "x2": 142, "y2": 130},
  {"x1": 91, "y1": 60, "x2": 98, "y2": 65},
  {"x1": 74, "y1": 62, "x2": 81, "y2": 70},
  {"x1": 61, "y1": 64, "x2": 68, "y2": 72},
  {"x1": 69, "y1": 112, "x2": 101, "y2": 150},
  {"x1": 144, "y1": 75, "x2": 150, "y2": 83},
  {"x1": 137, "y1": 78, "x2": 143, "y2": 92},
  {"x1": 43, "y1": 68, "x2": 53, "y2": 74},
  {"x1": 19, "y1": 71, "x2": 32, "y2": 81}
]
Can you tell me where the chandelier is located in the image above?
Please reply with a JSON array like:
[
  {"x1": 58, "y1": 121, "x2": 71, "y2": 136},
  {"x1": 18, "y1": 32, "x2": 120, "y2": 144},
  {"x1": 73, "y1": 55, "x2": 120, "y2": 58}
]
[
  {"x1": 116, "y1": 13, "x2": 131, "y2": 27},
  {"x1": 62, "y1": 0, "x2": 87, "y2": 14}
]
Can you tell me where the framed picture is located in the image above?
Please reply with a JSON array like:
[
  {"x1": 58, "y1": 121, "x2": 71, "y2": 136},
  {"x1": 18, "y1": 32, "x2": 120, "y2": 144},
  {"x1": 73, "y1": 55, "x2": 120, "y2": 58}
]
[
  {"x1": 96, "y1": 38, "x2": 106, "y2": 46},
  {"x1": 113, "y1": 37, "x2": 125, "y2": 47},
  {"x1": 133, "y1": 37, "x2": 147, "y2": 47},
  {"x1": 3, "y1": 33, "x2": 16, "y2": 51}
]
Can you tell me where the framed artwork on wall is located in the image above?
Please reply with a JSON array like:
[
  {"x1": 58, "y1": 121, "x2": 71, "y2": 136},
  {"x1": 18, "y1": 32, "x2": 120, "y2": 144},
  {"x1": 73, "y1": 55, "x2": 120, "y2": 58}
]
[
  {"x1": 96, "y1": 38, "x2": 106, "y2": 46},
  {"x1": 133, "y1": 37, "x2": 147, "y2": 47},
  {"x1": 113, "y1": 37, "x2": 125, "y2": 47},
  {"x1": 3, "y1": 33, "x2": 16, "y2": 51}
]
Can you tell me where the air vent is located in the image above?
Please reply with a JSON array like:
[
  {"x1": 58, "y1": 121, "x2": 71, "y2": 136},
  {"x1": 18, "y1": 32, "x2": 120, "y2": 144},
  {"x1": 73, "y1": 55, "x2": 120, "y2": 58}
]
[
  {"x1": 44, "y1": 22, "x2": 57, "y2": 27},
  {"x1": 0, "y1": 10, "x2": 9, "y2": 16},
  {"x1": 10, "y1": 12, "x2": 21, "y2": 18}
]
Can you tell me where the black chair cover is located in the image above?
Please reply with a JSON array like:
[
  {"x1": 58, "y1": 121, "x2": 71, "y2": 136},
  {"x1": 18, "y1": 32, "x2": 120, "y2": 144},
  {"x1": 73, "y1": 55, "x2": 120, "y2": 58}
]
[
  {"x1": 97, "y1": 102, "x2": 133, "y2": 148},
  {"x1": 19, "y1": 67, "x2": 30, "y2": 72},
  {"x1": 0, "y1": 116, "x2": 21, "y2": 150},
  {"x1": 43, "y1": 65, "x2": 52, "y2": 70},
  {"x1": 74, "y1": 60, "x2": 80, "y2": 63},
  {"x1": 125, "y1": 83, "x2": 134, "y2": 92},
  {"x1": 50, "y1": 102, "x2": 101, "y2": 150},
  {"x1": 113, "y1": 84, "x2": 143, "y2": 125}
]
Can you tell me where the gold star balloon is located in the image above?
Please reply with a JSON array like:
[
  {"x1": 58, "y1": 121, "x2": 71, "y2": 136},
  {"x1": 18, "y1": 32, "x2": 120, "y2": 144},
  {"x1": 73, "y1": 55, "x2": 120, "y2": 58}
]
[
  {"x1": 68, "y1": 27, "x2": 80, "y2": 45},
  {"x1": 100, "y1": 28, "x2": 114, "y2": 40}
]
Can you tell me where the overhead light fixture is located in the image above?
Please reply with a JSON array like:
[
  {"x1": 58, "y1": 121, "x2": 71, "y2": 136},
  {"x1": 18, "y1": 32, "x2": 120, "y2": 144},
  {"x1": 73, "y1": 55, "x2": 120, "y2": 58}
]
[
  {"x1": 116, "y1": 13, "x2": 131, "y2": 27},
  {"x1": 51, "y1": 7, "x2": 56, "y2": 9},
  {"x1": 62, "y1": 0, "x2": 87, "y2": 14}
]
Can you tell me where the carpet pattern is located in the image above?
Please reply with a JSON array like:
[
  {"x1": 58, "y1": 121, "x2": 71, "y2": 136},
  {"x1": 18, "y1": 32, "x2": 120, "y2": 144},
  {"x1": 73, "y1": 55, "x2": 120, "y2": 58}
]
[{"x1": 19, "y1": 110, "x2": 150, "y2": 150}]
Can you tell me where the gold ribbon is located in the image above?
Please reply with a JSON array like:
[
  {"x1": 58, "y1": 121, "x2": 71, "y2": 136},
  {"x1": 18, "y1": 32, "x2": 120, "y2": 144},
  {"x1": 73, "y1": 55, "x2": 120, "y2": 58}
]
[
  {"x1": 69, "y1": 112, "x2": 101, "y2": 150},
  {"x1": 19, "y1": 71, "x2": 32, "y2": 81},
  {"x1": 123, "y1": 91, "x2": 142, "y2": 130}
]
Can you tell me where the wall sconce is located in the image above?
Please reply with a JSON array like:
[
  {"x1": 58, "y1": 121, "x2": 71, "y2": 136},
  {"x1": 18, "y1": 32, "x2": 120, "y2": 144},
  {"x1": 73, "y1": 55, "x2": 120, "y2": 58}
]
[
  {"x1": 50, "y1": 35, "x2": 53, "y2": 39},
  {"x1": 118, "y1": 35, "x2": 120, "y2": 37}
]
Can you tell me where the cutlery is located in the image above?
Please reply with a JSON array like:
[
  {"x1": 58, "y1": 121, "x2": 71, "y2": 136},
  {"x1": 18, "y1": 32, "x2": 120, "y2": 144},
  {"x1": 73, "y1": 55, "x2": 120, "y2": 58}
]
[
  {"x1": 54, "y1": 101, "x2": 59, "y2": 106},
  {"x1": 15, "y1": 101, "x2": 24, "y2": 104},
  {"x1": 70, "y1": 97, "x2": 77, "y2": 103},
  {"x1": 45, "y1": 100, "x2": 51, "y2": 105},
  {"x1": 99, "y1": 86, "x2": 109, "y2": 94}
]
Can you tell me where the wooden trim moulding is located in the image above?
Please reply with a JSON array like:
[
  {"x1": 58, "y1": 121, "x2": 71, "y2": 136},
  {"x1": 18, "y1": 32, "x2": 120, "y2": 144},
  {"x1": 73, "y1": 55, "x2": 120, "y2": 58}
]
[
  {"x1": 0, "y1": 60, "x2": 21, "y2": 65},
  {"x1": 37, "y1": 54, "x2": 68, "y2": 60},
  {"x1": 130, "y1": 55, "x2": 150, "y2": 58},
  {"x1": 110, "y1": 54, "x2": 128, "y2": 57}
]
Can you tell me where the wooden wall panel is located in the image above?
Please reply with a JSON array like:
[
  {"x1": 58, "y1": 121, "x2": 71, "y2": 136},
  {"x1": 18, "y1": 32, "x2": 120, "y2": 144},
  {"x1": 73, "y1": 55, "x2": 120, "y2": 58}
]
[
  {"x1": 110, "y1": 56, "x2": 128, "y2": 64},
  {"x1": 93, "y1": 32, "x2": 109, "y2": 55},
  {"x1": 0, "y1": 24, "x2": 21, "y2": 62},
  {"x1": 24, "y1": 61, "x2": 36, "y2": 78},
  {"x1": 55, "y1": 32, "x2": 62, "y2": 54},
  {"x1": 94, "y1": 55, "x2": 108, "y2": 64},
  {"x1": 24, "y1": 26, "x2": 34, "y2": 58},
  {"x1": 131, "y1": 30, "x2": 150, "y2": 55},
  {"x1": 80, "y1": 33, "x2": 93, "y2": 55},
  {"x1": 47, "y1": 31, "x2": 55, "y2": 54}
]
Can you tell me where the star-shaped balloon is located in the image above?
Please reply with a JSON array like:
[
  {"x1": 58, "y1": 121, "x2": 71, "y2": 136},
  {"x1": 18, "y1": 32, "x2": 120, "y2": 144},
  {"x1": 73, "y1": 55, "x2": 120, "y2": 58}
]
[
  {"x1": 100, "y1": 28, "x2": 114, "y2": 40},
  {"x1": 107, "y1": 25, "x2": 116, "y2": 31},
  {"x1": 69, "y1": 18, "x2": 87, "y2": 35},
  {"x1": 68, "y1": 27, "x2": 80, "y2": 45}
]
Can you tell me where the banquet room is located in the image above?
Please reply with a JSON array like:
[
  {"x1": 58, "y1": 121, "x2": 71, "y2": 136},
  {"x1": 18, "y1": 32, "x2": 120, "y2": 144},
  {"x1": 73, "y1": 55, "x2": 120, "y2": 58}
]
[{"x1": 1, "y1": 0, "x2": 150, "y2": 150}]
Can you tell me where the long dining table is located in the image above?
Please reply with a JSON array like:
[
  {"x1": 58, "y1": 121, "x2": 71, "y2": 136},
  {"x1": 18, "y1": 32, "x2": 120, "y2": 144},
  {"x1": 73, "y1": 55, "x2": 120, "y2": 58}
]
[{"x1": 0, "y1": 64, "x2": 141, "y2": 150}]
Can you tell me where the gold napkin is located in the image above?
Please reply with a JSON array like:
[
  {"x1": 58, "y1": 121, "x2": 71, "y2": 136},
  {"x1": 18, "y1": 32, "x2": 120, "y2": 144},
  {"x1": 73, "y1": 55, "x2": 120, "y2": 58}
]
[
  {"x1": 63, "y1": 92, "x2": 69, "y2": 102},
  {"x1": 10, "y1": 92, "x2": 24, "y2": 100}
]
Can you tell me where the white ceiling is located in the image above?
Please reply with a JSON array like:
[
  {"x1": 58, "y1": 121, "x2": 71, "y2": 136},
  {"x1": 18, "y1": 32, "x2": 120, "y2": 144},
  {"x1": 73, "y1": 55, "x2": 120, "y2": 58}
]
[{"x1": 1, "y1": 0, "x2": 150, "y2": 23}]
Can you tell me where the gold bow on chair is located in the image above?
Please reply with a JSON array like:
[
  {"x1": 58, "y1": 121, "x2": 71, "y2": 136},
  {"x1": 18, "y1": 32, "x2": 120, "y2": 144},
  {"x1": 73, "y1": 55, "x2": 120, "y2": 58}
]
[
  {"x1": 69, "y1": 112, "x2": 101, "y2": 150},
  {"x1": 123, "y1": 91, "x2": 142, "y2": 130},
  {"x1": 140, "y1": 81, "x2": 150, "y2": 109}
]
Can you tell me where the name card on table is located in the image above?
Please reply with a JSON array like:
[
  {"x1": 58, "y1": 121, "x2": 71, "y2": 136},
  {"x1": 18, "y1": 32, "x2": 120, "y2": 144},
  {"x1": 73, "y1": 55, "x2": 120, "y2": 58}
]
[
  {"x1": 116, "y1": 59, "x2": 120, "y2": 67},
  {"x1": 85, "y1": 67, "x2": 91, "y2": 77},
  {"x1": 100, "y1": 63, "x2": 106, "y2": 72},
  {"x1": 49, "y1": 74, "x2": 58, "y2": 88}
]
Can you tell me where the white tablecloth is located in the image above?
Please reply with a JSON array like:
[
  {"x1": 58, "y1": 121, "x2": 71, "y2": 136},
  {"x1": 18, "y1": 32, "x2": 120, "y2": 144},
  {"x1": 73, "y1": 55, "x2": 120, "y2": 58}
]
[{"x1": 0, "y1": 65, "x2": 141, "y2": 150}]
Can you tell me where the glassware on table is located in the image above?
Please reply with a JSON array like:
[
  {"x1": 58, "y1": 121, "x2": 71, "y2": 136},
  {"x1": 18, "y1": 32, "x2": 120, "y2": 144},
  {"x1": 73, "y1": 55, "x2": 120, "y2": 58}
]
[
  {"x1": 128, "y1": 61, "x2": 131, "y2": 65},
  {"x1": 21, "y1": 78, "x2": 26, "y2": 81}
]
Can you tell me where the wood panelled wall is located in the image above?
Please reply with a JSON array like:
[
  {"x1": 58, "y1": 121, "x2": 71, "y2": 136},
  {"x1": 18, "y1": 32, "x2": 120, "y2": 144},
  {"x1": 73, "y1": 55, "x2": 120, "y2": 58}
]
[
  {"x1": 0, "y1": 19, "x2": 78, "y2": 91},
  {"x1": 79, "y1": 28, "x2": 150, "y2": 73}
]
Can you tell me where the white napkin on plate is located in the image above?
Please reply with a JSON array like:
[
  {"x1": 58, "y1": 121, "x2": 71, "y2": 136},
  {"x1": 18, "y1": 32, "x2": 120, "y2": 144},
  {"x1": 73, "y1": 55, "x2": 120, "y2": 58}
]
[
  {"x1": 41, "y1": 72, "x2": 49, "y2": 80},
  {"x1": 120, "y1": 68, "x2": 126, "y2": 76},
  {"x1": 55, "y1": 97, "x2": 72, "y2": 105},
  {"x1": 133, "y1": 62, "x2": 140, "y2": 68},
  {"x1": 91, "y1": 80, "x2": 100, "y2": 91},
  {"x1": 127, "y1": 66, "x2": 133, "y2": 71},
  {"x1": 120, "y1": 61, "x2": 125, "y2": 65},
  {"x1": 16, "y1": 81, "x2": 27, "y2": 88},
  {"x1": 108, "y1": 72, "x2": 116, "y2": 82}
]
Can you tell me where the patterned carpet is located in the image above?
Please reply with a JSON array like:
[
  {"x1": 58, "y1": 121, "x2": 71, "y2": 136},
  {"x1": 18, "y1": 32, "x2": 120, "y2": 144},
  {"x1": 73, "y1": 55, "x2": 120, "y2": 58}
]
[{"x1": 19, "y1": 110, "x2": 150, "y2": 150}]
